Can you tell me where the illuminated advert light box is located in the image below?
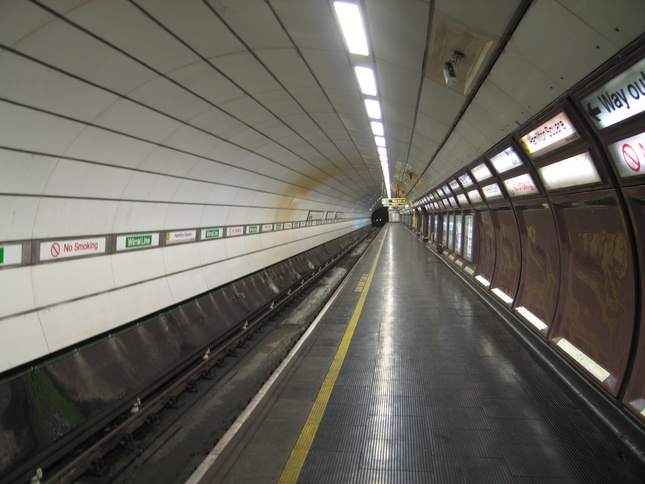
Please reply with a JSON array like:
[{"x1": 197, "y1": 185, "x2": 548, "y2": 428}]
[
  {"x1": 490, "y1": 146, "x2": 523, "y2": 174},
  {"x1": 538, "y1": 152, "x2": 601, "y2": 190},
  {"x1": 467, "y1": 189, "x2": 483, "y2": 204},
  {"x1": 503, "y1": 173, "x2": 539, "y2": 197},
  {"x1": 471, "y1": 162, "x2": 493, "y2": 181},
  {"x1": 459, "y1": 173, "x2": 474, "y2": 187},
  {"x1": 482, "y1": 183, "x2": 503, "y2": 200}
]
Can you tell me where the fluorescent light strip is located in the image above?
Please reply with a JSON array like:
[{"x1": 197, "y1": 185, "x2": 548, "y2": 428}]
[
  {"x1": 475, "y1": 275, "x2": 491, "y2": 287},
  {"x1": 516, "y1": 307, "x2": 548, "y2": 331},
  {"x1": 334, "y1": 2, "x2": 390, "y2": 197},
  {"x1": 491, "y1": 288, "x2": 513, "y2": 305},
  {"x1": 556, "y1": 338, "x2": 611, "y2": 382},
  {"x1": 333, "y1": 2, "x2": 369, "y2": 56},
  {"x1": 371, "y1": 121, "x2": 384, "y2": 136},
  {"x1": 364, "y1": 99, "x2": 381, "y2": 119},
  {"x1": 355, "y1": 66, "x2": 377, "y2": 96}
]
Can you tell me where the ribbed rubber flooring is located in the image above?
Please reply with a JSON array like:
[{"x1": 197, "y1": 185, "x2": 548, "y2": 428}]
[
  {"x1": 195, "y1": 224, "x2": 643, "y2": 483},
  {"x1": 295, "y1": 225, "x2": 641, "y2": 484}
]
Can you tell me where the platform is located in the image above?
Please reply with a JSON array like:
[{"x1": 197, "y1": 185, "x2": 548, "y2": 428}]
[{"x1": 186, "y1": 223, "x2": 642, "y2": 484}]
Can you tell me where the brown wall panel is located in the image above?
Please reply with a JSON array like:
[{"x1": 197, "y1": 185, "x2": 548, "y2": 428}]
[
  {"x1": 490, "y1": 206, "x2": 521, "y2": 303},
  {"x1": 514, "y1": 200, "x2": 561, "y2": 336},
  {"x1": 550, "y1": 190, "x2": 637, "y2": 396},
  {"x1": 474, "y1": 209, "x2": 496, "y2": 283},
  {"x1": 620, "y1": 186, "x2": 645, "y2": 422}
]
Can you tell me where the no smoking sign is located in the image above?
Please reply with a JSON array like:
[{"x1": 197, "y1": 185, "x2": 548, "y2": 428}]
[{"x1": 608, "y1": 131, "x2": 645, "y2": 179}]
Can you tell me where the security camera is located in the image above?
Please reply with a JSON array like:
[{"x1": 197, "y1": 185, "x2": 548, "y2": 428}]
[{"x1": 443, "y1": 62, "x2": 457, "y2": 85}]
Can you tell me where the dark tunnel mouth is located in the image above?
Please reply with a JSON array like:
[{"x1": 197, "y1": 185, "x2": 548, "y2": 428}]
[{"x1": 371, "y1": 207, "x2": 389, "y2": 227}]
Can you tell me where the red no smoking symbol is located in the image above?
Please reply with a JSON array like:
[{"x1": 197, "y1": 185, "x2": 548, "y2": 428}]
[
  {"x1": 51, "y1": 242, "x2": 61, "y2": 258},
  {"x1": 622, "y1": 143, "x2": 641, "y2": 172}
]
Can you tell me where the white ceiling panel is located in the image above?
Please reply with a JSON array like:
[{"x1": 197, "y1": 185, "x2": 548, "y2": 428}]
[
  {"x1": 134, "y1": 0, "x2": 244, "y2": 58},
  {"x1": 472, "y1": 81, "x2": 529, "y2": 132},
  {"x1": 13, "y1": 10, "x2": 155, "y2": 93},
  {"x1": 435, "y1": 0, "x2": 522, "y2": 38},
  {"x1": 0, "y1": 151, "x2": 56, "y2": 196},
  {"x1": 0, "y1": 0, "x2": 55, "y2": 46},
  {"x1": 208, "y1": 0, "x2": 291, "y2": 50},
  {"x1": 508, "y1": 0, "x2": 620, "y2": 90},
  {"x1": 1, "y1": 0, "x2": 643, "y2": 222},
  {"x1": 121, "y1": 172, "x2": 183, "y2": 202},
  {"x1": 0, "y1": 51, "x2": 118, "y2": 122},
  {"x1": 417, "y1": 81, "x2": 465, "y2": 124},
  {"x1": 562, "y1": 0, "x2": 645, "y2": 47},
  {"x1": 43, "y1": 160, "x2": 133, "y2": 199},
  {"x1": 56, "y1": 0, "x2": 201, "y2": 74},
  {"x1": 0, "y1": 102, "x2": 85, "y2": 155},
  {"x1": 485, "y1": 48, "x2": 560, "y2": 116}
]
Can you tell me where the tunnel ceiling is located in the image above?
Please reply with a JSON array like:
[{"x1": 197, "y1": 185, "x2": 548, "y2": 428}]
[{"x1": 1, "y1": 0, "x2": 642, "y2": 213}]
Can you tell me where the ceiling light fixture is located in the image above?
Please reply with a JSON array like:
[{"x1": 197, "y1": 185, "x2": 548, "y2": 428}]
[
  {"x1": 333, "y1": 2, "x2": 369, "y2": 56},
  {"x1": 370, "y1": 121, "x2": 384, "y2": 136},
  {"x1": 334, "y1": 1, "x2": 391, "y2": 199},
  {"x1": 354, "y1": 66, "x2": 377, "y2": 95},
  {"x1": 364, "y1": 99, "x2": 381, "y2": 119}
]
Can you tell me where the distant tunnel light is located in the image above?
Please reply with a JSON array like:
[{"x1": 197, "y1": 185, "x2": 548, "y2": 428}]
[
  {"x1": 333, "y1": 2, "x2": 369, "y2": 56},
  {"x1": 556, "y1": 338, "x2": 611, "y2": 383},
  {"x1": 516, "y1": 307, "x2": 548, "y2": 331},
  {"x1": 371, "y1": 121, "x2": 384, "y2": 136},
  {"x1": 364, "y1": 98, "x2": 381, "y2": 119},
  {"x1": 355, "y1": 66, "x2": 377, "y2": 96}
]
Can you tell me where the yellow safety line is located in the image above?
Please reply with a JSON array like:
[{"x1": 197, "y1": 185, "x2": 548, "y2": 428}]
[{"x1": 278, "y1": 228, "x2": 387, "y2": 483}]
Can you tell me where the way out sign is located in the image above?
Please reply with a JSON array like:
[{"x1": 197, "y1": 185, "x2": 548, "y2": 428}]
[
  {"x1": 40, "y1": 237, "x2": 106, "y2": 261},
  {"x1": 582, "y1": 58, "x2": 645, "y2": 129}
]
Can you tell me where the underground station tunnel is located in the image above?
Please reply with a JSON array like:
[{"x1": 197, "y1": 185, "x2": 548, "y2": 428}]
[{"x1": 1, "y1": 1, "x2": 645, "y2": 483}]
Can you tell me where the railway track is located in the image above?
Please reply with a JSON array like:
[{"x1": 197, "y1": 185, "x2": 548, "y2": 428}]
[{"x1": 26, "y1": 229, "x2": 377, "y2": 484}]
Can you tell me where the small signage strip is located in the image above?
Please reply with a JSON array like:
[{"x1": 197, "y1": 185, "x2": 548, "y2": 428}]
[
  {"x1": 227, "y1": 226, "x2": 244, "y2": 237},
  {"x1": 116, "y1": 233, "x2": 160, "y2": 251},
  {"x1": 15, "y1": 216, "x2": 358, "y2": 265},
  {"x1": 0, "y1": 244, "x2": 22, "y2": 266},
  {"x1": 201, "y1": 228, "x2": 223, "y2": 240},
  {"x1": 40, "y1": 237, "x2": 106, "y2": 261},
  {"x1": 166, "y1": 230, "x2": 197, "y2": 244}
]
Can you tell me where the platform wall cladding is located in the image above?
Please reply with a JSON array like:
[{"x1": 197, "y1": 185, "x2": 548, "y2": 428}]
[
  {"x1": 0, "y1": 225, "x2": 372, "y2": 480},
  {"x1": 401, "y1": 49, "x2": 645, "y2": 427},
  {"x1": 0, "y1": 214, "x2": 369, "y2": 375}
]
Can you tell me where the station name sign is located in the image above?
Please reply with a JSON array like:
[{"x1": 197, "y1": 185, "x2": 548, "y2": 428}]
[{"x1": 381, "y1": 198, "x2": 407, "y2": 206}]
